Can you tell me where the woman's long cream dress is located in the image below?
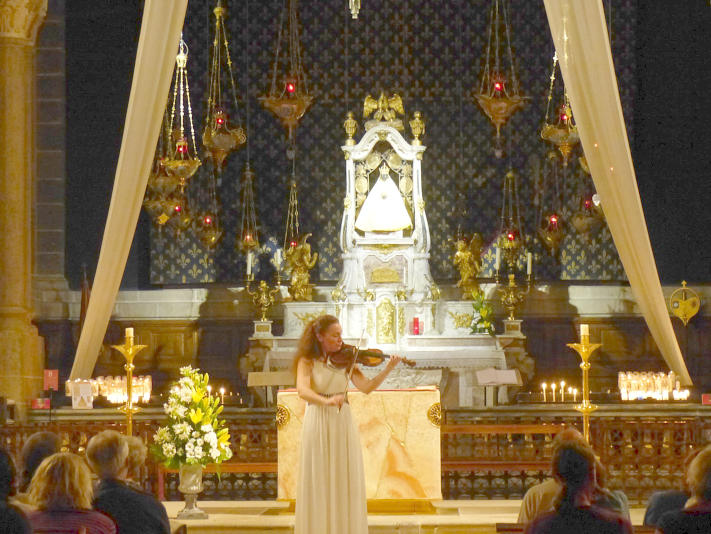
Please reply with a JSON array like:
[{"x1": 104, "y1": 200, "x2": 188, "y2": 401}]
[{"x1": 294, "y1": 359, "x2": 368, "y2": 534}]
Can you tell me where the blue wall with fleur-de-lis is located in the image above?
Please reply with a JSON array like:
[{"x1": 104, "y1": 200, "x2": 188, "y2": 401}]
[{"x1": 149, "y1": 0, "x2": 632, "y2": 285}]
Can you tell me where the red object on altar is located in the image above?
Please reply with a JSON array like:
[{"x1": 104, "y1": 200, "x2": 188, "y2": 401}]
[
  {"x1": 413, "y1": 317, "x2": 420, "y2": 335},
  {"x1": 44, "y1": 369, "x2": 59, "y2": 391},
  {"x1": 702, "y1": 394, "x2": 711, "y2": 405}
]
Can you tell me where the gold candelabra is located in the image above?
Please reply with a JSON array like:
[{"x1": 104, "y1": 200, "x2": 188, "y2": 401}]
[
  {"x1": 110, "y1": 328, "x2": 147, "y2": 436},
  {"x1": 566, "y1": 324, "x2": 601, "y2": 442}
]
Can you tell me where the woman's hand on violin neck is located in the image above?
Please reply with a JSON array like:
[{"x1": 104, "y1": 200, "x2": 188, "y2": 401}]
[
  {"x1": 386, "y1": 354, "x2": 404, "y2": 369},
  {"x1": 325, "y1": 394, "x2": 345, "y2": 408}
]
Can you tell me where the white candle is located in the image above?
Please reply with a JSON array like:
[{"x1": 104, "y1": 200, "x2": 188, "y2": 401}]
[
  {"x1": 495, "y1": 247, "x2": 501, "y2": 270},
  {"x1": 246, "y1": 252, "x2": 253, "y2": 276},
  {"x1": 541, "y1": 383, "x2": 547, "y2": 403},
  {"x1": 580, "y1": 323, "x2": 589, "y2": 338},
  {"x1": 527, "y1": 252, "x2": 532, "y2": 275},
  {"x1": 560, "y1": 381, "x2": 565, "y2": 402},
  {"x1": 275, "y1": 249, "x2": 283, "y2": 269},
  {"x1": 551, "y1": 382, "x2": 556, "y2": 402},
  {"x1": 125, "y1": 327, "x2": 134, "y2": 339}
]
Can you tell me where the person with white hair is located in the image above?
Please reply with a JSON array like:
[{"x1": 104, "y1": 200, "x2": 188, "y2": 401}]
[{"x1": 86, "y1": 430, "x2": 169, "y2": 534}]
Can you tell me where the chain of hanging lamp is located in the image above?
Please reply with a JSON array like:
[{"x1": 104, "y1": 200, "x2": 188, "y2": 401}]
[
  {"x1": 474, "y1": 0, "x2": 528, "y2": 157},
  {"x1": 260, "y1": 0, "x2": 313, "y2": 143}
]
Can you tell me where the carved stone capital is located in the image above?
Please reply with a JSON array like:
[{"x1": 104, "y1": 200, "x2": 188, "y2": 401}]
[{"x1": 0, "y1": 0, "x2": 47, "y2": 44}]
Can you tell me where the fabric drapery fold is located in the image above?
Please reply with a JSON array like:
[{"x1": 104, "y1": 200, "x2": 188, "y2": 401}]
[
  {"x1": 70, "y1": 0, "x2": 188, "y2": 379},
  {"x1": 543, "y1": 0, "x2": 691, "y2": 384}
]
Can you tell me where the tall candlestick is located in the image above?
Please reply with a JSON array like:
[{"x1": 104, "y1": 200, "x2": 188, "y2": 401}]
[
  {"x1": 526, "y1": 252, "x2": 532, "y2": 275},
  {"x1": 495, "y1": 247, "x2": 501, "y2": 271},
  {"x1": 219, "y1": 387, "x2": 225, "y2": 405}
]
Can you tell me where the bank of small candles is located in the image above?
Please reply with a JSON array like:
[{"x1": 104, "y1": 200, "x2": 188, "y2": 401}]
[{"x1": 540, "y1": 380, "x2": 577, "y2": 403}]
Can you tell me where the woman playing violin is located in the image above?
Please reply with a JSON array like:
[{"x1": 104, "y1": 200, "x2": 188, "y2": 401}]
[{"x1": 293, "y1": 314, "x2": 404, "y2": 534}]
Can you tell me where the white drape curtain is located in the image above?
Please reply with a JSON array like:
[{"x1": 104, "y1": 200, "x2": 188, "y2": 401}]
[
  {"x1": 70, "y1": 0, "x2": 188, "y2": 379},
  {"x1": 543, "y1": 0, "x2": 691, "y2": 384}
]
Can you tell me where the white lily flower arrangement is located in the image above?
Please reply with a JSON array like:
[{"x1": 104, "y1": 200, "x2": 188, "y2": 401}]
[{"x1": 151, "y1": 366, "x2": 233, "y2": 469}]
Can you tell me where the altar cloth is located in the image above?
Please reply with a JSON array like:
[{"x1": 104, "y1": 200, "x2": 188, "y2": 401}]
[{"x1": 277, "y1": 387, "x2": 442, "y2": 501}]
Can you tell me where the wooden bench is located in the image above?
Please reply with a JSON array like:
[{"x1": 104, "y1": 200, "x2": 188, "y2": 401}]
[{"x1": 157, "y1": 462, "x2": 277, "y2": 501}]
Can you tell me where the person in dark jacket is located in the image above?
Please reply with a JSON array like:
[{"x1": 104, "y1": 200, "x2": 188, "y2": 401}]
[
  {"x1": 86, "y1": 430, "x2": 170, "y2": 534},
  {"x1": 0, "y1": 447, "x2": 31, "y2": 534}
]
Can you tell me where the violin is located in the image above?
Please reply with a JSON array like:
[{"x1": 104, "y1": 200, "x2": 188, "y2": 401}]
[{"x1": 327, "y1": 343, "x2": 416, "y2": 369}]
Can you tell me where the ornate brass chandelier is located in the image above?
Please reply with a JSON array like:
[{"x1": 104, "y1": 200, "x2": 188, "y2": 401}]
[
  {"x1": 238, "y1": 163, "x2": 260, "y2": 267},
  {"x1": 474, "y1": 0, "x2": 528, "y2": 156},
  {"x1": 536, "y1": 151, "x2": 566, "y2": 254},
  {"x1": 571, "y1": 161, "x2": 605, "y2": 237},
  {"x1": 260, "y1": 0, "x2": 313, "y2": 143},
  {"x1": 163, "y1": 39, "x2": 202, "y2": 191},
  {"x1": 497, "y1": 169, "x2": 526, "y2": 268},
  {"x1": 541, "y1": 52, "x2": 579, "y2": 167},
  {"x1": 202, "y1": 1, "x2": 246, "y2": 171}
]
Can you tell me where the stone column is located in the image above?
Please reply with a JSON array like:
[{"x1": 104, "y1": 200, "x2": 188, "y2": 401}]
[{"x1": 0, "y1": 0, "x2": 48, "y2": 420}]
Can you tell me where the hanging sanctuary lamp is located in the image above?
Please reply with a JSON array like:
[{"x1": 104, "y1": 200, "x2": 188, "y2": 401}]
[
  {"x1": 474, "y1": 0, "x2": 528, "y2": 156},
  {"x1": 143, "y1": 113, "x2": 185, "y2": 227},
  {"x1": 536, "y1": 151, "x2": 566, "y2": 254},
  {"x1": 260, "y1": 0, "x2": 313, "y2": 144},
  {"x1": 498, "y1": 169, "x2": 526, "y2": 268},
  {"x1": 162, "y1": 38, "x2": 202, "y2": 192},
  {"x1": 202, "y1": 0, "x2": 246, "y2": 171}
]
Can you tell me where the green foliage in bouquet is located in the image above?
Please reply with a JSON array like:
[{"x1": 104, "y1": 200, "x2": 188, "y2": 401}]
[
  {"x1": 471, "y1": 289, "x2": 495, "y2": 336},
  {"x1": 151, "y1": 366, "x2": 233, "y2": 469}
]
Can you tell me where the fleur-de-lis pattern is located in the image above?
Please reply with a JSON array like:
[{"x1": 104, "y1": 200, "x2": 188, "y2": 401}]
[{"x1": 150, "y1": 0, "x2": 632, "y2": 284}]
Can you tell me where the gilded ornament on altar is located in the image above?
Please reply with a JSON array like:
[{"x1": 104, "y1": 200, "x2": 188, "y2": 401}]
[
  {"x1": 285, "y1": 233, "x2": 318, "y2": 301},
  {"x1": 367, "y1": 308, "x2": 375, "y2": 336},
  {"x1": 358, "y1": 288, "x2": 375, "y2": 302},
  {"x1": 409, "y1": 111, "x2": 425, "y2": 145},
  {"x1": 247, "y1": 280, "x2": 280, "y2": 322},
  {"x1": 398, "y1": 308, "x2": 405, "y2": 336},
  {"x1": 376, "y1": 299, "x2": 396, "y2": 344},
  {"x1": 452, "y1": 233, "x2": 483, "y2": 299},
  {"x1": 427, "y1": 402, "x2": 442, "y2": 427},
  {"x1": 448, "y1": 311, "x2": 474, "y2": 329},
  {"x1": 363, "y1": 92, "x2": 405, "y2": 131},
  {"x1": 370, "y1": 266, "x2": 401, "y2": 284},
  {"x1": 295, "y1": 310, "x2": 327, "y2": 327},
  {"x1": 275, "y1": 404, "x2": 290, "y2": 430},
  {"x1": 669, "y1": 281, "x2": 700, "y2": 327},
  {"x1": 344, "y1": 111, "x2": 358, "y2": 145}
]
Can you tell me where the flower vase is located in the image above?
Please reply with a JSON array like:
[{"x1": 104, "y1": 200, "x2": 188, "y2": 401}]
[{"x1": 177, "y1": 464, "x2": 208, "y2": 519}]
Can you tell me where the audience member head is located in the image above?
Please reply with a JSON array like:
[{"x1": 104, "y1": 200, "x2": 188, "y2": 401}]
[
  {"x1": 551, "y1": 427, "x2": 587, "y2": 451},
  {"x1": 86, "y1": 430, "x2": 128, "y2": 480},
  {"x1": 552, "y1": 440, "x2": 597, "y2": 509},
  {"x1": 686, "y1": 444, "x2": 711, "y2": 502},
  {"x1": 124, "y1": 435, "x2": 147, "y2": 480},
  {"x1": 19, "y1": 431, "x2": 61, "y2": 492},
  {"x1": 0, "y1": 447, "x2": 17, "y2": 500},
  {"x1": 28, "y1": 452, "x2": 93, "y2": 510}
]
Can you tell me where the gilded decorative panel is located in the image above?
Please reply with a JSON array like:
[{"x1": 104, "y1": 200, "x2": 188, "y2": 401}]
[{"x1": 150, "y1": 0, "x2": 633, "y2": 284}]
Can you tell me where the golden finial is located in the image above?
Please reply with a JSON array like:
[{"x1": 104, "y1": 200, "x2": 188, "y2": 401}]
[
  {"x1": 410, "y1": 111, "x2": 425, "y2": 145},
  {"x1": 344, "y1": 111, "x2": 358, "y2": 146}
]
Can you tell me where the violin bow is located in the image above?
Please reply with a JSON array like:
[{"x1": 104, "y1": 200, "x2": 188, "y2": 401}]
[{"x1": 338, "y1": 328, "x2": 366, "y2": 412}]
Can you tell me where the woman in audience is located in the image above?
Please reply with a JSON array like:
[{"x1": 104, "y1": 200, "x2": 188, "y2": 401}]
[
  {"x1": 0, "y1": 447, "x2": 31, "y2": 534},
  {"x1": 518, "y1": 427, "x2": 630, "y2": 523},
  {"x1": 27, "y1": 452, "x2": 116, "y2": 534},
  {"x1": 525, "y1": 441, "x2": 632, "y2": 534},
  {"x1": 123, "y1": 435, "x2": 147, "y2": 490},
  {"x1": 656, "y1": 444, "x2": 711, "y2": 534},
  {"x1": 11, "y1": 431, "x2": 61, "y2": 512},
  {"x1": 87, "y1": 430, "x2": 169, "y2": 534}
]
